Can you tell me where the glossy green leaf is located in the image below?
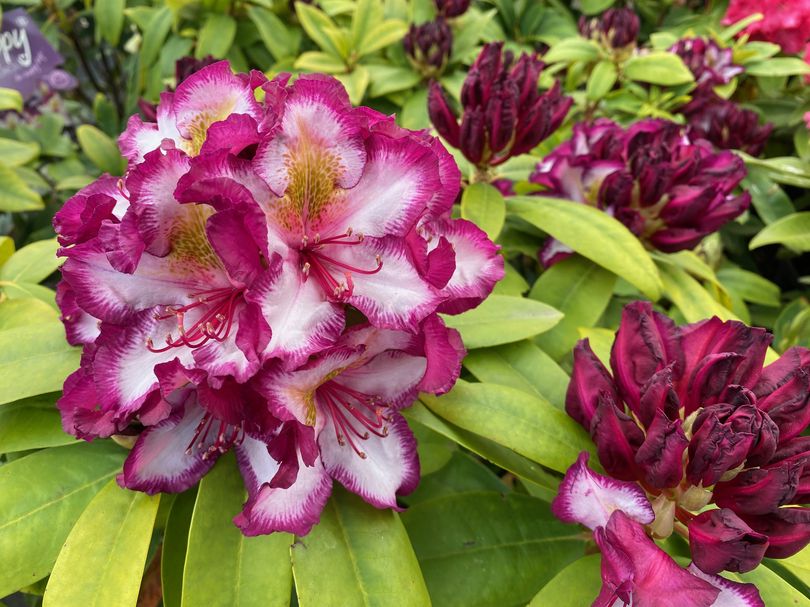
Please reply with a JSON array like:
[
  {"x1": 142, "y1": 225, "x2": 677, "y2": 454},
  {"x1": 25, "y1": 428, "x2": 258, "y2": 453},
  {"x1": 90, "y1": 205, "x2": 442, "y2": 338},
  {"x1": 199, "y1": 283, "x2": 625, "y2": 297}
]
[
  {"x1": 292, "y1": 486, "x2": 430, "y2": 607},
  {"x1": 576, "y1": 326, "x2": 614, "y2": 367},
  {"x1": 461, "y1": 182, "x2": 506, "y2": 240},
  {"x1": 623, "y1": 51, "x2": 694, "y2": 85},
  {"x1": 162, "y1": 488, "x2": 198, "y2": 607},
  {"x1": 463, "y1": 340, "x2": 569, "y2": 408},
  {"x1": 442, "y1": 294, "x2": 562, "y2": 349},
  {"x1": 0, "y1": 236, "x2": 14, "y2": 266},
  {"x1": 421, "y1": 380, "x2": 593, "y2": 473},
  {"x1": 750, "y1": 212, "x2": 810, "y2": 252},
  {"x1": 580, "y1": 0, "x2": 614, "y2": 14},
  {"x1": 508, "y1": 196, "x2": 661, "y2": 299},
  {"x1": 0, "y1": 138, "x2": 40, "y2": 167},
  {"x1": 182, "y1": 454, "x2": 292, "y2": 607},
  {"x1": 746, "y1": 57, "x2": 810, "y2": 76},
  {"x1": 247, "y1": 6, "x2": 300, "y2": 60},
  {"x1": 405, "y1": 451, "x2": 508, "y2": 506},
  {"x1": 0, "y1": 442, "x2": 125, "y2": 596},
  {"x1": 296, "y1": 4, "x2": 344, "y2": 58},
  {"x1": 775, "y1": 548, "x2": 810, "y2": 598},
  {"x1": 139, "y1": 6, "x2": 173, "y2": 68},
  {"x1": 94, "y1": 0, "x2": 125, "y2": 45},
  {"x1": 403, "y1": 492, "x2": 585, "y2": 607},
  {"x1": 356, "y1": 19, "x2": 409, "y2": 56},
  {"x1": 0, "y1": 238, "x2": 61, "y2": 284},
  {"x1": 0, "y1": 394, "x2": 75, "y2": 453},
  {"x1": 1, "y1": 281, "x2": 57, "y2": 309},
  {"x1": 196, "y1": 14, "x2": 236, "y2": 58},
  {"x1": 0, "y1": 162, "x2": 43, "y2": 212},
  {"x1": 731, "y1": 561, "x2": 810, "y2": 606},
  {"x1": 657, "y1": 261, "x2": 736, "y2": 323},
  {"x1": 295, "y1": 51, "x2": 347, "y2": 73},
  {"x1": 0, "y1": 298, "x2": 59, "y2": 330},
  {"x1": 43, "y1": 481, "x2": 160, "y2": 607},
  {"x1": 586, "y1": 60, "x2": 618, "y2": 100},
  {"x1": 0, "y1": 321, "x2": 81, "y2": 406},
  {"x1": 366, "y1": 65, "x2": 421, "y2": 97},
  {"x1": 0, "y1": 87, "x2": 23, "y2": 112},
  {"x1": 530, "y1": 255, "x2": 616, "y2": 361},
  {"x1": 743, "y1": 167, "x2": 795, "y2": 224},
  {"x1": 717, "y1": 267, "x2": 780, "y2": 307},
  {"x1": 528, "y1": 554, "x2": 602, "y2": 606},
  {"x1": 543, "y1": 37, "x2": 601, "y2": 63},
  {"x1": 77, "y1": 125, "x2": 126, "y2": 176}
]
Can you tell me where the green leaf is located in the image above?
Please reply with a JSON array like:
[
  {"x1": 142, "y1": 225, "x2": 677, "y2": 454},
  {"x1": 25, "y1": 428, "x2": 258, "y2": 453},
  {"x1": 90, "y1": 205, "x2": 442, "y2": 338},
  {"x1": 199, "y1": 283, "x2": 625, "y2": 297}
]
[
  {"x1": 0, "y1": 442, "x2": 125, "y2": 596},
  {"x1": 576, "y1": 327, "x2": 614, "y2": 368},
  {"x1": 0, "y1": 87, "x2": 23, "y2": 112},
  {"x1": 0, "y1": 238, "x2": 61, "y2": 284},
  {"x1": 586, "y1": 60, "x2": 618, "y2": 100},
  {"x1": 579, "y1": 0, "x2": 614, "y2": 14},
  {"x1": 742, "y1": 155, "x2": 810, "y2": 189},
  {"x1": 406, "y1": 452, "x2": 507, "y2": 505},
  {"x1": 776, "y1": 548, "x2": 810, "y2": 598},
  {"x1": 463, "y1": 340, "x2": 569, "y2": 408},
  {"x1": 543, "y1": 37, "x2": 601, "y2": 63},
  {"x1": 43, "y1": 482, "x2": 160, "y2": 607},
  {"x1": 402, "y1": 492, "x2": 586, "y2": 607},
  {"x1": 750, "y1": 212, "x2": 810, "y2": 252},
  {"x1": 0, "y1": 138, "x2": 40, "y2": 167},
  {"x1": 162, "y1": 489, "x2": 198, "y2": 607},
  {"x1": 366, "y1": 64, "x2": 422, "y2": 97},
  {"x1": 421, "y1": 380, "x2": 593, "y2": 473},
  {"x1": 292, "y1": 486, "x2": 430, "y2": 607},
  {"x1": 530, "y1": 255, "x2": 616, "y2": 361},
  {"x1": 77, "y1": 125, "x2": 126, "y2": 176},
  {"x1": 182, "y1": 455, "x2": 292, "y2": 607},
  {"x1": 94, "y1": 0, "x2": 125, "y2": 46},
  {"x1": 140, "y1": 6, "x2": 173, "y2": 68},
  {"x1": 356, "y1": 19, "x2": 409, "y2": 56},
  {"x1": 0, "y1": 236, "x2": 14, "y2": 266},
  {"x1": 717, "y1": 267, "x2": 780, "y2": 307},
  {"x1": 0, "y1": 322, "x2": 81, "y2": 406},
  {"x1": 657, "y1": 261, "x2": 735, "y2": 323},
  {"x1": 492, "y1": 261, "x2": 530, "y2": 296},
  {"x1": 746, "y1": 57, "x2": 810, "y2": 77},
  {"x1": 742, "y1": 167, "x2": 795, "y2": 224},
  {"x1": 0, "y1": 394, "x2": 75, "y2": 453},
  {"x1": 508, "y1": 196, "x2": 662, "y2": 300},
  {"x1": 247, "y1": 6, "x2": 300, "y2": 61},
  {"x1": 461, "y1": 182, "x2": 506, "y2": 240},
  {"x1": 0, "y1": 162, "x2": 44, "y2": 212},
  {"x1": 196, "y1": 14, "x2": 236, "y2": 58},
  {"x1": 55, "y1": 175, "x2": 96, "y2": 191},
  {"x1": 295, "y1": 51, "x2": 347, "y2": 74},
  {"x1": 296, "y1": 3, "x2": 344, "y2": 58},
  {"x1": 350, "y1": 0, "x2": 382, "y2": 52},
  {"x1": 528, "y1": 554, "x2": 602, "y2": 606},
  {"x1": 336, "y1": 66, "x2": 369, "y2": 104},
  {"x1": 442, "y1": 294, "x2": 563, "y2": 349},
  {"x1": 623, "y1": 51, "x2": 694, "y2": 85},
  {"x1": 731, "y1": 561, "x2": 810, "y2": 606},
  {"x1": 0, "y1": 281, "x2": 57, "y2": 309},
  {"x1": 0, "y1": 298, "x2": 59, "y2": 330}
]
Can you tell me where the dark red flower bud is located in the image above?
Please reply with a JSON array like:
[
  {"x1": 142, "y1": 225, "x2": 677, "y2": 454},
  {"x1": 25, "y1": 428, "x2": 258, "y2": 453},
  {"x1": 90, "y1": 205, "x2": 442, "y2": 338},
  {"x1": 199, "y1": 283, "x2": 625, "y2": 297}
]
[
  {"x1": 754, "y1": 347, "x2": 810, "y2": 442},
  {"x1": 682, "y1": 95, "x2": 772, "y2": 157},
  {"x1": 739, "y1": 508, "x2": 810, "y2": 559},
  {"x1": 636, "y1": 364, "x2": 681, "y2": 428},
  {"x1": 590, "y1": 396, "x2": 645, "y2": 481},
  {"x1": 434, "y1": 0, "x2": 470, "y2": 18},
  {"x1": 688, "y1": 509, "x2": 769, "y2": 574},
  {"x1": 404, "y1": 19, "x2": 453, "y2": 75},
  {"x1": 713, "y1": 460, "x2": 803, "y2": 515},
  {"x1": 669, "y1": 38, "x2": 743, "y2": 88},
  {"x1": 459, "y1": 107, "x2": 486, "y2": 165},
  {"x1": 687, "y1": 405, "x2": 758, "y2": 487},
  {"x1": 579, "y1": 8, "x2": 640, "y2": 50},
  {"x1": 634, "y1": 410, "x2": 689, "y2": 488},
  {"x1": 566, "y1": 339, "x2": 619, "y2": 429},
  {"x1": 175, "y1": 55, "x2": 219, "y2": 85},
  {"x1": 427, "y1": 81, "x2": 461, "y2": 147}
]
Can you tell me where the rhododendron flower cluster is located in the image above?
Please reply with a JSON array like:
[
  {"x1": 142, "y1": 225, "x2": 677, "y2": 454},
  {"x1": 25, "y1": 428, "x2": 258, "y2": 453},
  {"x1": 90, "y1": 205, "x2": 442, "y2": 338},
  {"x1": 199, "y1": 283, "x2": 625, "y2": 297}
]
[
  {"x1": 530, "y1": 118, "x2": 750, "y2": 266},
  {"x1": 552, "y1": 454, "x2": 765, "y2": 607},
  {"x1": 428, "y1": 42, "x2": 572, "y2": 171},
  {"x1": 53, "y1": 62, "x2": 503, "y2": 536},
  {"x1": 722, "y1": 0, "x2": 810, "y2": 55},
  {"x1": 578, "y1": 7, "x2": 640, "y2": 53},
  {"x1": 566, "y1": 301, "x2": 810, "y2": 576},
  {"x1": 404, "y1": 19, "x2": 453, "y2": 77}
]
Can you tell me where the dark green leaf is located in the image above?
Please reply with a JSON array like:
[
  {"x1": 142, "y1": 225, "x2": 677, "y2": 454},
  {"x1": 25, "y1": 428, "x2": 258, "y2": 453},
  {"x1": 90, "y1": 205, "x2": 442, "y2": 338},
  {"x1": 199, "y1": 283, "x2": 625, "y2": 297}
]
[
  {"x1": 162, "y1": 488, "x2": 198, "y2": 607},
  {"x1": 528, "y1": 554, "x2": 602, "y2": 605}
]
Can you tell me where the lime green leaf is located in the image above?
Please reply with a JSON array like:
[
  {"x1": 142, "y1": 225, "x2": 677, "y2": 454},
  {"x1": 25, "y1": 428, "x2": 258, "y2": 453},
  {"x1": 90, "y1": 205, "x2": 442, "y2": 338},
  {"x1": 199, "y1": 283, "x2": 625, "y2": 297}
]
[
  {"x1": 528, "y1": 554, "x2": 602, "y2": 606},
  {"x1": 750, "y1": 212, "x2": 810, "y2": 252},
  {"x1": 162, "y1": 489, "x2": 198, "y2": 607},
  {"x1": 196, "y1": 14, "x2": 236, "y2": 58},
  {"x1": 731, "y1": 561, "x2": 810, "y2": 606},
  {"x1": 717, "y1": 267, "x2": 780, "y2": 307},
  {"x1": 77, "y1": 125, "x2": 125, "y2": 176},
  {"x1": 94, "y1": 0, "x2": 125, "y2": 45},
  {"x1": 55, "y1": 175, "x2": 96, "y2": 191},
  {"x1": 43, "y1": 482, "x2": 159, "y2": 607},
  {"x1": 247, "y1": 6, "x2": 301, "y2": 60},
  {"x1": 775, "y1": 549, "x2": 810, "y2": 598},
  {"x1": 0, "y1": 238, "x2": 61, "y2": 284},
  {"x1": 0, "y1": 394, "x2": 74, "y2": 453},
  {"x1": 742, "y1": 155, "x2": 810, "y2": 189},
  {"x1": 182, "y1": 455, "x2": 292, "y2": 607},
  {"x1": 746, "y1": 58, "x2": 810, "y2": 77},
  {"x1": 493, "y1": 261, "x2": 530, "y2": 296},
  {"x1": 421, "y1": 380, "x2": 593, "y2": 473},
  {"x1": 442, "y1": 294, "x2": 563, "y2": 349},
  {"x1": 292, "y1": 487, "x2": 430, "y2": 607},
  {"x1": 0, "y1": 162, "x2": 44, "y2": 212},
  {"x1": 356, "y1": 19, "x2": 409, "y2": 56},
  {"x1": 586, "y1": 60, "x2": 618, "y2": 100},
  {"x1": 0, "y1": 236, "x2": 14, "y2": 266},
  {"x1": 402, "y1": 493, "x2": 586, "y2": 607},
  {"x1": 0, "y1": 322, "x2": 80, "y2": 406},
  {"x1": 366, "y1": 64, "x2": 422, "y2": 97},
  {"x1": 0, "y1": 281, "x2": 58, "y2": 309},
  {"x1": 543, "y1": 37, "x2": 601, "y2": 63},
  {"x1": 295, "y1": 51, "x2": 347, "y2": 73},
  {"x1": 335, "y1": 65, "x2": 369, "y2": 105},
  {"x1": 463, "y1": 340, "x2": 569, "y2": 408},
  {"x1": 580, "y1": 0, "x2": 615, "y2": 14},
  {"x1": 623, "y1": 51, "x2": 694, "y2": 85},
  {"x1": 296, "y1": 3, "x2": 344, "y2": 58},
  {"x1": 461, "y1": 182, "x2": 506, "y2": 240},
  {"x1": 657, "y1": 261, "x2": 735, "y2": 323},
  {"x1": 350, "y1": 0, "x2": 382, "y2": 51},
  {"x1": 576, "y1": 327, "x2": 614, "y2": 368},
  {"x1": 530, "y1": 255, "x2": 616, "y2": 361},
  {"x1": 0, "y1": 442, "x2": 125, "y2": 596},
  {"x1": 0, "y1": 298, "x2": 59, "y2": 330},
  {"x1": 508, "y1": 196, "x2": 662, "y2": 299},
  {"x1": 0, "y1": 87, "x2": 23, "y2": 112},
  {"x1": 139, "y1": 6, "x2": 173, "y2": 68},
  {"x1": 0, "y1": 138, "x2": 40, "y2": 167}
]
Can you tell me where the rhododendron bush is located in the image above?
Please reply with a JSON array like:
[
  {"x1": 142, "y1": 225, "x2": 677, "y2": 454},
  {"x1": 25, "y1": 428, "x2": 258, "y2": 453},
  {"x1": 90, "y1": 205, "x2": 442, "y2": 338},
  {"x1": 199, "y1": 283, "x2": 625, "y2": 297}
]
[{"x1": 0, "y1": 1, "x2": 809, "y2": 606}]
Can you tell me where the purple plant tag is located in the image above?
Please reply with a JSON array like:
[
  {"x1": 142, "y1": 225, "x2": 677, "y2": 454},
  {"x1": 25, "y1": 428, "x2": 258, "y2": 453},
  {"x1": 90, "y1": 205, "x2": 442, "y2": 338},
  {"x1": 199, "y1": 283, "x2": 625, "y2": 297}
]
[{"x1": 0, "y1": 9, "x2": 65, "y2": 100}]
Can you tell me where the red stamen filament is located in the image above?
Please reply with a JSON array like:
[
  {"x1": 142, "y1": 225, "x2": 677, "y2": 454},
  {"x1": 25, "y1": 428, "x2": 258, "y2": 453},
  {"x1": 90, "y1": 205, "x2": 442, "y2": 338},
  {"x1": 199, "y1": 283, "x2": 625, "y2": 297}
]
[
  {"x1": 300, "y1": 229, "x2": 383, "y2": 300},
  {"x1": 318, "y1": 381, "x2": 390, "y2": 459},
  {"x1": 146, "y1": 287, "x2": 243, "y2": 353},
  {"x1": 185, "y1": 411, "x2": 245, "y2": 460}
]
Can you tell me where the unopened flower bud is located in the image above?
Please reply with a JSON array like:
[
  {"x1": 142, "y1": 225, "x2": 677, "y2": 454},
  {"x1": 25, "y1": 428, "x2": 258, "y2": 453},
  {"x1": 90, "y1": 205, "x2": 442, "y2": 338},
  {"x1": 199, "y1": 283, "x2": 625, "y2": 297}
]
[
  {"x1": 579, "y1": 7, "x2": 640, "y2": 51},
  {"x1": 434, "y1": 0, "x2": 470, "y2": 18},
  {"x1": 404, "y1": 19, "x2": 453, "y2": 77},
  {"x1": 689, "y1": 509, "x2": 769, "y2": 574}
]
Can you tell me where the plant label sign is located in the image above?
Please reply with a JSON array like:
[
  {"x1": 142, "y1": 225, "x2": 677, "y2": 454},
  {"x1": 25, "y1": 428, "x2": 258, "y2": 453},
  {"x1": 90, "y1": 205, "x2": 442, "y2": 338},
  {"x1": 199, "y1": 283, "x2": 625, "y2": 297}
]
[{"x1": 0, "y1": 9, "x2": 64, "y2": 99}]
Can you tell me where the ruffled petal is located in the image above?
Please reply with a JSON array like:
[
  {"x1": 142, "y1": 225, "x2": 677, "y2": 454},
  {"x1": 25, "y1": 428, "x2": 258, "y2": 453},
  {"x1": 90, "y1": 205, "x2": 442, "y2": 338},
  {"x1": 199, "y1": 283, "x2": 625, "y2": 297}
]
[{"x1": 686, "y1": 565, "x2": 764, "y2": 607}]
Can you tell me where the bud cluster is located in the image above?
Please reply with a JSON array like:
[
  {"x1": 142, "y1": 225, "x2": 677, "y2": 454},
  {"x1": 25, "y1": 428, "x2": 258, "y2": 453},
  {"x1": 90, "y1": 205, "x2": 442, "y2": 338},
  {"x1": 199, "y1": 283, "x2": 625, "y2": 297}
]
[
  {"x1": 578, "y1": 7, "x2": 640, "y2": 54},
  {"x1": 404, "y1": 19, "x2": 453, "y2": 77}
]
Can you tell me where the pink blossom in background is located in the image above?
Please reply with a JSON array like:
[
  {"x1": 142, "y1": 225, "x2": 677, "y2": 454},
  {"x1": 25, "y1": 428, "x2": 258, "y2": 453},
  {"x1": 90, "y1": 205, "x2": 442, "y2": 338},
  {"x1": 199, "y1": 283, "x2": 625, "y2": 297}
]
[{"x1": 722, "y1": 0, "x2": 810, "y2": 55}]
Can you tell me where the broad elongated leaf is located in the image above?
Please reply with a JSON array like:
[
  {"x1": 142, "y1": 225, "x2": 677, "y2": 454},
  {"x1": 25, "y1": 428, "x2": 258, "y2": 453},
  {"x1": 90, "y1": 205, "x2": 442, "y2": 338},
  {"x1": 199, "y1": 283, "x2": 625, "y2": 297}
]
[
  {"x1": 43, "y1": 481, "x2": 160, "y2": 607},
  {"x1": 461, "y1": 182, "x2": 506, "y2": 240},
  {"x1": 657, "y1": 261, "x2": 736, "y2": 323},
  {"x1": 508, "y1": 197, "x2": 662, "y2": 299},
  {"x1": 749, "y1": 212, "x2": 810, "y2": 252},
  {"x1": 182, "y1": 454, "x2": 292, "y2": 607},
  {"x1": 196, "y1": 14, "x2": 236, "y2": 58},
  {"x1": 421, "y1": 380, "x2": 593, "y2": 474},
  {"x1": 292, "y1": 486, "x2": 430, "y2": 607},
  {"x1": 0, "y1": 238, "x2": 61, "y2": 284},
  {"x1": 528, "y1": 555, "x2": 602, "y2": 606},
  {"x1": 0, "y1": 298, "x2": 59, "y2": 330},
  {"x1": 139, "y1": 7, "x2": 173, "y2": 68},
  {"x1": 442, "y1": 294, "x2": 562, "y2": 349},
  {"x1": 0, "y1": 87, "x2": 23, "y2": 112},
  {"x1": 94, "y1": 0, "x2": 125, "y2": 45},
  {"x1": 731, "y1": 563, "x2": 810, "y2": 606},
  {"x1": 0, "y1": 138, "x2": 40, "y2": 167},
  {"x1": 0, "y1": 394, "x2": 74, "y2": 453},
  {"x1": 0, "y1": 322, "x2": 80, "y2": 406},
  {"x1": 0, "y1": 442, "x2": 125, "y2": 596},
  {"x1": 463, "y1": 340, "x2": 569, "y2": 408},
  {"x1": 530, "y1": 255, "x2": 616, "y2": 361},
  {"x1": 623, "y1": 51, "x2": 694, "y2": 85},
  {"x1": 0, "y1": 162, "x2": 43, "y2": 212},
  {"x1": 403, "y1": 492, "x2": 586, "y2": 607},
  {"x1": 405, "y1": 451, "x2": 509, "y2": 507},
  {"x1": 162, "y1": 489, "x2": 198, "y2": 607},
  {"x1": 576, "y1": 327, "x2": 614, "y2": 367},
  {"x1": 247, "y1": 6, "x2": 300, "y2": 60},
  {"x1": 717, "y1": 267, "x2": 780, "y2": 307},
  {"x1": 77, "y1": 125, "x2": 126, "y2": 176}
]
